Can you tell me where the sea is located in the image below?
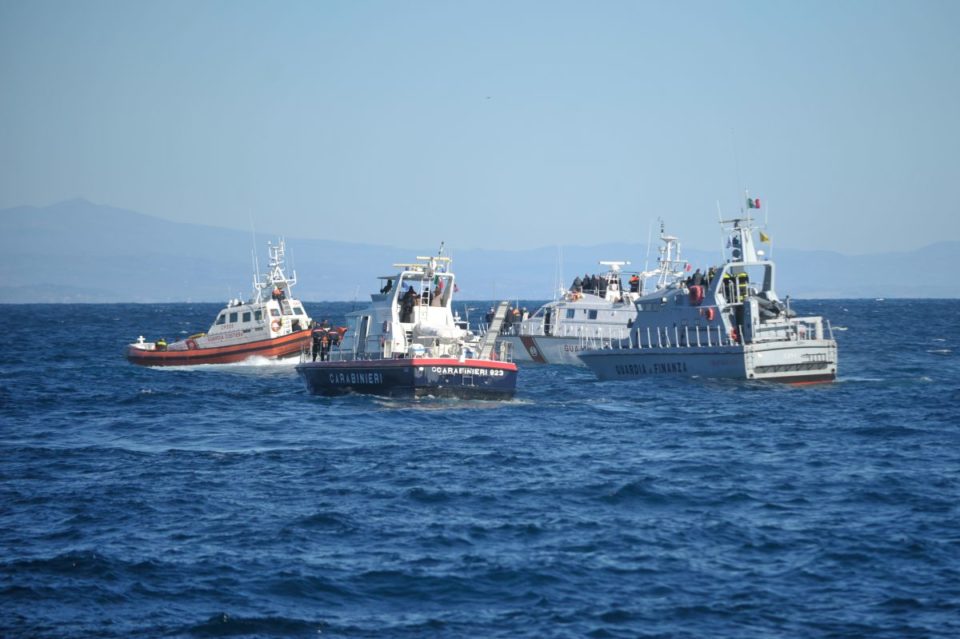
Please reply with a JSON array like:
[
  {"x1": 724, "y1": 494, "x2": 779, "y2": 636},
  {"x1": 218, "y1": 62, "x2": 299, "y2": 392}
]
[{"x1": 1, "y1": 299, "x2": 959, "y2": 638}]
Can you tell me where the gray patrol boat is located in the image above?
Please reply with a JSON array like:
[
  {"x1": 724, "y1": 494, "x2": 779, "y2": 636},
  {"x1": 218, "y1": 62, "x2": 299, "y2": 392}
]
[{"x1": 578, "y1": 212, "x2": 838, "y2": 383}]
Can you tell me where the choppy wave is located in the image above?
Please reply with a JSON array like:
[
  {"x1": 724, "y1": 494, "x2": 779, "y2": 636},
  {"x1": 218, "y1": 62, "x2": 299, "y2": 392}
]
[{"x1": 1, "y1": 300, "x2": 959, "y2": 638}]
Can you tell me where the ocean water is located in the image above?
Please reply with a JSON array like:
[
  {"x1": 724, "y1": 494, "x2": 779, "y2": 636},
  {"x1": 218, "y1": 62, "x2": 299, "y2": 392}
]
[{"x1": 1, "y1": 299, "x2": 959, "y2": 638}]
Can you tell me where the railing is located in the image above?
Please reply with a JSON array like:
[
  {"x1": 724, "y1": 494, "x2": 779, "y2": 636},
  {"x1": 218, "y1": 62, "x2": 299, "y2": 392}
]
[
  {"x1": 496, "y1": 322, "x2": 634, "y2": 339},
  {"x1": 300, "y1": 341, "x2": 511, "y2": 363},
  {"x1": 582, "y1": 315, "x2": 831, "y2": 353},
  {"x1": 588, "y1": 324, "x2": 739, "y2": 350}
]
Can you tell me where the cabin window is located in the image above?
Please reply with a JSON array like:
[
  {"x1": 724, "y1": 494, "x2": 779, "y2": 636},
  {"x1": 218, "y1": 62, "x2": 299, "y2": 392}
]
[
  {"x1": 270, "y1": 309, "x2": 280, "y2": 318},
  {"x1": 588, "y1": 310, "x2": 598, "y2": 320},
  {"x1": 292, "y1": 305, "x2": 304, "y2": 315},
  {"x1": 566, "y1": 309, "x2": 575, "y2": 319},
  {"x1": 229, "y1": 312, "x2": 238, "y2": 323},
  {"x1": 215, "y1": 314, "x2": 226, "y2": 325},
  {"x1": 254, "y1": 310, "x2": 262, "y2": 321},
  {"x1": 242, "y1": 312, "x2": 251, "y2": 322}
]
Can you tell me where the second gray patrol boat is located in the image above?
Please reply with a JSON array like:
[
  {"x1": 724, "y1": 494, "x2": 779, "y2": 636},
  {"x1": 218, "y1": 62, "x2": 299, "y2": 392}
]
[{"x1": 578, "y1": 210, "x2": 838, "y2": 383}]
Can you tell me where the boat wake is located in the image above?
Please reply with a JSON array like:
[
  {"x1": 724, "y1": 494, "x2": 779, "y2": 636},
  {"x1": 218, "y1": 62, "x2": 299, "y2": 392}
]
[{"x1": 153, "y1": 355, "x2": 300, "y2": 371}]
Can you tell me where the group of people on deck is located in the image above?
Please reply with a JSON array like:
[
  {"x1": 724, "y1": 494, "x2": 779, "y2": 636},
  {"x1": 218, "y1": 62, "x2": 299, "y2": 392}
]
[
  {"x1": 570, "y1": 273, "x2": 625, "y2": 298},
  {"x1": 310, "y1": 320, "x2": 344, "y2": 362},
  {"x1": 684, "y1": 267, "x2": 710, "y2": 288},
  {"x1": 564, "y1": 264, "x2": 745, "y2": 301},
  {"x1": 683, "y1": 266, "x2": 750, "y2": 302}
]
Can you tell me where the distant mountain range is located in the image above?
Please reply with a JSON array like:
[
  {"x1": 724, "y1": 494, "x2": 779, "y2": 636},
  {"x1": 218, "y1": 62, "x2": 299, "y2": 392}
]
[{"x1": 1, "y1": 199, "x2": 957, "y2": 302}]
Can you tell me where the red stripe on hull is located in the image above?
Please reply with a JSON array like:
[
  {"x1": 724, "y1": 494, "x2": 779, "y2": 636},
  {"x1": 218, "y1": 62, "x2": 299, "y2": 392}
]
[
  {"x1": 127, "y1": 331, "x2": 311, "y2": 367},
  {"x1": 302, "y1": 357, "x2": 517, "y2": 372},
  {"x1": 519, "y1": 336, "x2": 547, "y2": 364}
]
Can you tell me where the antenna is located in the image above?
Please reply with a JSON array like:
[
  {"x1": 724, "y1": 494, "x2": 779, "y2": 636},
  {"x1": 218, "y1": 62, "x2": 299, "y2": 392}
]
[
  {"x1": 555, "y1": 245, "x2": 564, "y2": 301},
  {"x1": 248, "y1": 210, "x2": 260, "y2": 279},
  {"x1": 731, "y1": 127, "x2": 744, "y2": 212},
  {"x1": 716, "y1": 200, "x2": 726, "y2": 261},
  {"x1": 643, "y1": 220, "x2": 653, "y2": 273}
]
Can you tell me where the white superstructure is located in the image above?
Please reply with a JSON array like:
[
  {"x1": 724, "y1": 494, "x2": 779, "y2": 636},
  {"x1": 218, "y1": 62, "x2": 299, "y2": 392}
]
[
  {"x1": 578, "y1": 210, "x2": 838, "y2": 383},
  {"x1": 497, "y1": 226, "x2": 688, "y2": 365}
]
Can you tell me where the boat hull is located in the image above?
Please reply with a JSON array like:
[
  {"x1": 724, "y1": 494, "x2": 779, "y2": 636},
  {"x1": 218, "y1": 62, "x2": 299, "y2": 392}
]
[
  {"x1": 127, "y1": 330, "x2": 311, "y2": 367},
  {"x1": 499, "y1": 335, "x2": 590, "y2": 366},
  {"x1": 296, "y1": 357, "x2": 518, "y2": 399},
  {"x1": 578, "y1": 340, "x2": 838, "y2": 383}
]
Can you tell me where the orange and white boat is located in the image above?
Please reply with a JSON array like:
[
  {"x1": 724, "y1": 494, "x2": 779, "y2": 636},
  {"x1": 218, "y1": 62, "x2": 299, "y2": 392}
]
[{"x1": 127, "y1": 239, "x2": 313, "y2": 366}]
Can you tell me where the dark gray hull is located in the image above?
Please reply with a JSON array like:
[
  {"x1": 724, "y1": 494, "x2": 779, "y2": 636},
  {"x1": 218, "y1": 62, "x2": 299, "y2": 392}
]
[{"x1": 296, "y1": 357, "x2": 518, "y2": 399}]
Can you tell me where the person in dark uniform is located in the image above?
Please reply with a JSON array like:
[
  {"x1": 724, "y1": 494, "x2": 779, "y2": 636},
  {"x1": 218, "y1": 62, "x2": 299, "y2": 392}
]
[
  {"x1": 629, "y1": 274, "x2": 640, "y2": 293},
  {"x1": 311, "y1": 323, "x2": 325, "y2": 362},
  {"x1": 380, "y1": 279, "x2": 393, "y2": 294},
  {"x1": 571, "y1": 276, "x2": 582, "y2": 292},
  {"x1": 319, "y1": 331, "x2": 331, "y2": 361},
  {"x1": 401, "y1": 286, "x2": 416, "y2": 322}
]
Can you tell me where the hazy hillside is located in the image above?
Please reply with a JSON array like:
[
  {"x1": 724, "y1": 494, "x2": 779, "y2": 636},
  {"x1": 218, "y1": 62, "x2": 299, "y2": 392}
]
[{"x1": 1, "y1": 200, "x2": 957, "y2": 302}]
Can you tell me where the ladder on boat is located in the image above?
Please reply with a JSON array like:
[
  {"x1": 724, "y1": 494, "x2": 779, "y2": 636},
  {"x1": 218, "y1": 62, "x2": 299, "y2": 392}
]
[{"x1": 478, "y1": 300, "x2": 510, "y2": 359}]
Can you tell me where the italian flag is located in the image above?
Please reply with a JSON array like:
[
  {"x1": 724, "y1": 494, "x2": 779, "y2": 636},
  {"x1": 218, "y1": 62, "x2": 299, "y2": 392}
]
[{"x1": 747, "y1": 197, "x2": 761, "y2": 209}]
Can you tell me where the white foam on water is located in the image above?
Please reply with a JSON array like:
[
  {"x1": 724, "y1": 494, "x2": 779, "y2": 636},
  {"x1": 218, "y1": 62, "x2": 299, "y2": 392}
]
[{"x1": 151, "y1": 355, "x2": 301, "y2": 372}]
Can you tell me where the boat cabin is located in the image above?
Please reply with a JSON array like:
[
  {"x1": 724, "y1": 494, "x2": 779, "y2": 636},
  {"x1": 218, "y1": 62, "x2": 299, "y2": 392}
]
[{"x1": 335, "y1": 253, "x2": 478, "y2": 361}]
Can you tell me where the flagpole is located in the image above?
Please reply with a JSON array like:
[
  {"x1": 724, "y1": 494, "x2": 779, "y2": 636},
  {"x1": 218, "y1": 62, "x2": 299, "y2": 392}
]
[{"x1": 767, "y1": 201, "x2": 773, "y2": 260}]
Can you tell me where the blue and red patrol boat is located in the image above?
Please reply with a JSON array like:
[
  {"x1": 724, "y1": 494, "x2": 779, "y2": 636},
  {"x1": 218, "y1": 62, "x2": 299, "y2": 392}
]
[{"x1": 296, "y1": 246, "x2": 517, "y2": 399}]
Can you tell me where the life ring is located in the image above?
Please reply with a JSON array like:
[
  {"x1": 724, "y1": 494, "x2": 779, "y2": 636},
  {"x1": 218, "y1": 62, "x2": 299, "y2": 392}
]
[
  {"x1": 700, "y1": 307, "x2": 716, "y2": 321},
  {"x1": 186, "y1": 338, "x2": 198, "y2": 350},
  {"x1": 688, "y1": 285, "x2": 704, "y2": 305},
  {"x1": 271, "y1": 319, "x2": 282, "y2": 332}
]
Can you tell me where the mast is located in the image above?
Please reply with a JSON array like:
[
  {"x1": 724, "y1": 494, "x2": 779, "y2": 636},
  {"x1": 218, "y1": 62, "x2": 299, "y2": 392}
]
[{"x1": 254, "y1": 238, "x2": 297, "y2": 300}]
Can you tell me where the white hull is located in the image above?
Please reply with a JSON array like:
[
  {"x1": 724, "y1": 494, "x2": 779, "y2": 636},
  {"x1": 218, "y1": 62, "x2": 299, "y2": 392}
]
[
  {"x1": 579, "y1": 339, "x2": 837, "y2": 383},
  {"x1": 499, "y1": 335, "x2": 589, "y2": 366}
]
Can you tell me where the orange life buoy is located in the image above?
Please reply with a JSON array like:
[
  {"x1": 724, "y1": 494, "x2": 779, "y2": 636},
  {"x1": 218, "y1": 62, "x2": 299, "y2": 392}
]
[
  {"x1": 688, "y1": 285, "x2": 704, "y2": 305},
  {"x1": 271, "y1": 319, "x2": 281, "y2": 332},
  {"x1": 186, "y1": 338, "x2": 198, "y2": 350},
  {"x1": 700, "y1": 307, "x2": 716, "y2": 321}
]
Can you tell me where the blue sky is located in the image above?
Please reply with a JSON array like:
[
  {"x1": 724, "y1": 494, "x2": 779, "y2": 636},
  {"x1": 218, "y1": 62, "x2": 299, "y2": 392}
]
[{"x1": 1, "y1": 0, "x2": 958, "y2": 253}]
